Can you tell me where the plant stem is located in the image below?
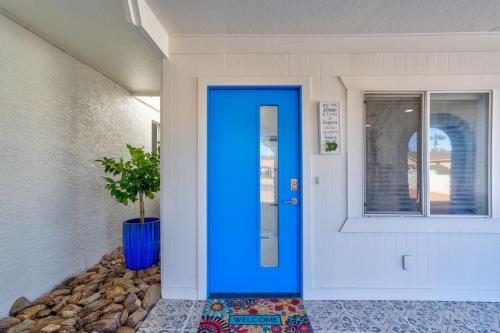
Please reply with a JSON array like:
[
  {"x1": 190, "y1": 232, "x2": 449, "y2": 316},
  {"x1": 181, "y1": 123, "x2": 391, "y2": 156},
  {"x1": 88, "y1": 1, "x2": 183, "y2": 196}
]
[{"x1": 139, "y1": 193, "x2": 145, "y2": 223}]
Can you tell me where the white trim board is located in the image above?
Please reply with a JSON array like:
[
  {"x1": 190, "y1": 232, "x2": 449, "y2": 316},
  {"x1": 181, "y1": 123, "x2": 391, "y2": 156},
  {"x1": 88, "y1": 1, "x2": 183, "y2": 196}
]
[
  {"x1": 124, "y1": 0, "x2": 169, "y2": 58},
  {"x1": 169, "y1": 33, "x2": 500, "y2": 55},
  {"x1": 161, "y1": 287, "x2": 198, "y2": 300},
  {"x1": 340, "y1": 75, "x2": 500, "y2": 91},
  {"x1": 340, "y1": 75, "x2": 500, "y2": 233},
  {"x1": 341, "y1": 217, "x2": 500, "y2": 233},
  {"x1": 197, "y1": 77, "x2": 312, "y2": 299}
]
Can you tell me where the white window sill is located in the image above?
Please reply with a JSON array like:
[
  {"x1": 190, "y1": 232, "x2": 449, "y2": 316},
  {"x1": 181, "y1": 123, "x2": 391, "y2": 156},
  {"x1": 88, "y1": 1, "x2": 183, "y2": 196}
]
[{"x1": 340, "y1": 217, "x2": 500, "y2": 233}]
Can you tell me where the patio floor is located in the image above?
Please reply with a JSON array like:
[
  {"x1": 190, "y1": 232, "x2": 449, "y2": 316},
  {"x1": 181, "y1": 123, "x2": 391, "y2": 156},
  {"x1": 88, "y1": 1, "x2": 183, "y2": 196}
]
[{"x1": 138, "y1": 299, "x2": 500, "y2": 333}]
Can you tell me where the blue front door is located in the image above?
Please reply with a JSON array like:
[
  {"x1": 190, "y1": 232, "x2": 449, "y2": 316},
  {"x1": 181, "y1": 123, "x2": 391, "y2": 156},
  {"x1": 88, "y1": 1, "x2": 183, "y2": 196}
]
[{"x1": 208, "y1": 87, "x2": 301, "y2": 295}]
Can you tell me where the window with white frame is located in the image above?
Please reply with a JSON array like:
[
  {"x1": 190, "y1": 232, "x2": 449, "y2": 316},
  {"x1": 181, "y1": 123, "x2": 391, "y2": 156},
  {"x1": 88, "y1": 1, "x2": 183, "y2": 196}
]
[
  {"x1": 152, "y1": 121, "x2": 160, "y2": 153},
  {"x1": 364, "y1": 92, "x2": 490, "y2": 217}
]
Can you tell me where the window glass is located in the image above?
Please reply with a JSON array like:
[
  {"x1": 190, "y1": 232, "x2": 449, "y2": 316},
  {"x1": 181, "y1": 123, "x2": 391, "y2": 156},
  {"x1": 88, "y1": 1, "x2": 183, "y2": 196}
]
[
  {"x1": 260, "y1": 106, "x2": 278, "y2": 267},
  {"x1": 365, "y1": 95, "x2": 422, "y2": 214},
  {"x1": 152, "y1": 122, "x2": 160, "y2": 152},
  {"x1": 429, "y1": 93, "x2": 489, "y2": 215}
]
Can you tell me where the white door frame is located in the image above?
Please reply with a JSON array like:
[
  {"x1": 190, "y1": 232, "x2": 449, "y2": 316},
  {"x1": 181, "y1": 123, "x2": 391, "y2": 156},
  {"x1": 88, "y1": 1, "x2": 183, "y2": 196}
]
[{"x1": 197, "y1": 77, "x2": 313, "y2": 299}]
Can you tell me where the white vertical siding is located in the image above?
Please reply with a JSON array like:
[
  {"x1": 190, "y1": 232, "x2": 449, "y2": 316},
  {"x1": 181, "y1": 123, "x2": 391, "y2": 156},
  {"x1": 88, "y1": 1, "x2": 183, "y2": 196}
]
[{"x1": 161, "y1": 39, "x2": 500, "y2": 300}]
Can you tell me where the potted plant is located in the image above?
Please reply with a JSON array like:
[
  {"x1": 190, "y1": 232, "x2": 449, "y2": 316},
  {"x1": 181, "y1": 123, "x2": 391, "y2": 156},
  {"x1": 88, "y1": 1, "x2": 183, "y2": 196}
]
[{"x1": 96, "y1": 144, "x2": 160, "y2": 270}]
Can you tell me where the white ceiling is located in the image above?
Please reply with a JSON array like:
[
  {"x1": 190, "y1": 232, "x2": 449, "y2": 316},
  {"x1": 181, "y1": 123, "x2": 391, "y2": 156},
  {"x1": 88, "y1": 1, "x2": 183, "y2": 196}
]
[
  {"x1": 1, "y1": 0, "x2": 500, "y2": 95},
  {"x1": 0, "y1": 0, "x2": 162, "y2": 94},
  {"x1": 148, "y1": 0, "x2": 500, "y2": 35}
]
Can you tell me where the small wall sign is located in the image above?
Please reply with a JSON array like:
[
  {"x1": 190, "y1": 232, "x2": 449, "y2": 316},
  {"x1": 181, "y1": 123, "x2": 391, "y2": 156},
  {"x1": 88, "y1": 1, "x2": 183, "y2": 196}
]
[{"x1": 319, "y1": 101, "x2": 341, "y2": 154}]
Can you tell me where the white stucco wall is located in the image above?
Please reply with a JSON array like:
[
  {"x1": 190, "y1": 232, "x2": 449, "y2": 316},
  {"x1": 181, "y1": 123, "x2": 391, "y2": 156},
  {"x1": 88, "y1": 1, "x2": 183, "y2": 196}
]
[
  {"x1": 0, "y1": 14, "x2": 160, "y2": 316},
  {"x1": 161, "y1": 35, "x2": 500, "y2": 301}
]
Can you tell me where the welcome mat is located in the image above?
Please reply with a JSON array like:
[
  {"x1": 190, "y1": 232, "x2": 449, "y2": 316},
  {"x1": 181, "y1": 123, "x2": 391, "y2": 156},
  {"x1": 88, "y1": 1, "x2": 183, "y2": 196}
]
[{"x1": 197, "y1": 298, "x2": 314, "y2": 333}]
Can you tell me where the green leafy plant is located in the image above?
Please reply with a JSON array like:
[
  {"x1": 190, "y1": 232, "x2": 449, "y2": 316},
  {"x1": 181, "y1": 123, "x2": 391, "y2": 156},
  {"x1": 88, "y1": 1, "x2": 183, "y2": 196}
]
[
  {"x1": 96, "y1": 144, "x2": 160, "y2": 223},
  {"x1": 325, "y1": 141, "x2": 338, "y2": 152}
]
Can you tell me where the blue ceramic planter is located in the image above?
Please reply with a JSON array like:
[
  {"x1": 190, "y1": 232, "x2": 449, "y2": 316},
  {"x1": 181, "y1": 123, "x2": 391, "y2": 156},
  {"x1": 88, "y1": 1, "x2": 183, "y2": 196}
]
[{"x1": 123, "y1": 217, "x2": 160, "y2": 270}]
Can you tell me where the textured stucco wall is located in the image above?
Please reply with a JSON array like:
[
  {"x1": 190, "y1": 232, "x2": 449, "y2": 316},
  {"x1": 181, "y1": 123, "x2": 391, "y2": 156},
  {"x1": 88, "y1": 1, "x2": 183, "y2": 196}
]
[{"x1": 0, "y1": 14, "x2": 160, "y2": 316}]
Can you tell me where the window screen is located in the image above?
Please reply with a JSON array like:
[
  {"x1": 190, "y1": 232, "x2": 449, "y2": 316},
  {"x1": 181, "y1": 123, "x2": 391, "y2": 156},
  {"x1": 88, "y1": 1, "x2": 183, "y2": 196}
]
[
  {"x1": 429, "y1": 93, "x2": 489, "y2": 215},
  {"x1": 365, "y1": 95, "x2": 422, "y2": 214}
]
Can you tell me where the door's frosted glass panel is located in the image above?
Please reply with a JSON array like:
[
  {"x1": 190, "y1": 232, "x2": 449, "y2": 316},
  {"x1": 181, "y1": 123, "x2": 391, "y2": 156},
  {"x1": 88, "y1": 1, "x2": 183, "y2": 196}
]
[
  {"x1": 260, "y1": 106, "x2": 278, "y2": 267},
  {"x1": 429, "y1": 93, "x2": 489, "y2": 215},
  {"x1": 260, "y1": 238, "x2": 278, "y2": 267},
  {"x1": 260, "y1": 203, "x2": 278, "y2": 234}
]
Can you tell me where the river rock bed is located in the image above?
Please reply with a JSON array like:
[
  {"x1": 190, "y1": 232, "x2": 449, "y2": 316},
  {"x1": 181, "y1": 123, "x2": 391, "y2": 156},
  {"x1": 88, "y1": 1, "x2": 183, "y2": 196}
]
[{"x1": 0, "y1": 249, "x2": 160, "y2": 333}]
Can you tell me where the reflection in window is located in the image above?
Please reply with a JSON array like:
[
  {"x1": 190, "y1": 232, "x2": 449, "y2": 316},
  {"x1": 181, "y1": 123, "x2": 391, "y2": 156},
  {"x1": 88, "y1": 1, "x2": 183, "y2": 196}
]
[
  {"x1": 428, "y1": 128, "x2": 452, "y2": 213},
  {"x1": 429, "y1": 93, "x2": 489, "y2": 215},
  {"x1": 408, "y1": 132, "x2": 420, "y2": 202}
]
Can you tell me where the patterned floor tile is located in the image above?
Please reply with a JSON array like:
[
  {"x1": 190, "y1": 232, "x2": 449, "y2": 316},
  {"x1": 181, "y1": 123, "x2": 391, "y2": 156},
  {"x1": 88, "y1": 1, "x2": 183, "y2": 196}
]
[
  {"x1": 437, "y1": 301, "x2": 468, "y2": 316},
  {"x1": 140, "y1": 299, "x2": 195, "y2": 332},
  {"x1": 329, "y1": 312, "x2": 388, "y2": 332},
  {"x1": 393, "y1": 316, "x2": 444, "y2": 333},
  {"x1": 184, "y1": 301, "x2": 205, "y2": 331},
  {"x1": 307, "y1": 314, "x2": 339, "y2": 332},
  {"x1": 141, "y1": 299, "x2": 500, "y2": 333},
  {"x1": 464, "y1": 303, "x2": 500, "y2": 328},
  {"x1": 304, "y1": 300, "x2": 336, "y2": 313},
  {"x1": 304, "y1": 301, "x2": 340, "y2": 331},
  {"x1": 358, "y1": 300, "x2": 410, "y2": 326},
  {"x1": 329, "y1": 300, "x2": 367, "y2": 314}
]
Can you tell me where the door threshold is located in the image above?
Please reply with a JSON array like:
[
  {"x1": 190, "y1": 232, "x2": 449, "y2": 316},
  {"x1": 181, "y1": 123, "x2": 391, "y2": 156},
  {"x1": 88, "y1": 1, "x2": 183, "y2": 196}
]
[{"x1": 209, "y1": 293, "x2": 301, "y2": 299}]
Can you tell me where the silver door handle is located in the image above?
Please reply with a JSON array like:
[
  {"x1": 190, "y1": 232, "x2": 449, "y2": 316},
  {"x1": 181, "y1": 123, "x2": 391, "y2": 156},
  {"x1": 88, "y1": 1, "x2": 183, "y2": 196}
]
[{"x1": 282, "y1": 197, "x2": 298, "y2": 205}]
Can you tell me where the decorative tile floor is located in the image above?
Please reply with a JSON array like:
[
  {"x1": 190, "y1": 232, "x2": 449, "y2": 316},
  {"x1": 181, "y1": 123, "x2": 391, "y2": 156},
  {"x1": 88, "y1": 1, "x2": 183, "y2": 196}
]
[{"x1": 139, "y1": 299, "x2": 500, "y2": 333}]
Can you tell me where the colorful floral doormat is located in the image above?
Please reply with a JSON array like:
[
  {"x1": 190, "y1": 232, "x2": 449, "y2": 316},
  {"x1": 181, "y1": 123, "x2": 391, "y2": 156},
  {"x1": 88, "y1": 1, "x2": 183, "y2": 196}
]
[{"x1": 197, "y1": 298, "x2": 314, "y2": 333}]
